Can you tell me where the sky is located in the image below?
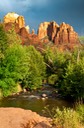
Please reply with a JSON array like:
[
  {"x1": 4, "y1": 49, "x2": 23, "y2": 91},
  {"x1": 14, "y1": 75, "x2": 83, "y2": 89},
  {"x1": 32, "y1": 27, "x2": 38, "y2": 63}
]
[{"x1": 0, "y1": 0, "x2": 84, "y2": 35}]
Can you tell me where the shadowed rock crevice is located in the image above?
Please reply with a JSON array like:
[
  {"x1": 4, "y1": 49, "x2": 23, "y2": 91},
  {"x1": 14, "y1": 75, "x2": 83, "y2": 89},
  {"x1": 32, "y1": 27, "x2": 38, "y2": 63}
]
[{"x1": 38, "y1": 21, "x2": 79, "y2": 45}]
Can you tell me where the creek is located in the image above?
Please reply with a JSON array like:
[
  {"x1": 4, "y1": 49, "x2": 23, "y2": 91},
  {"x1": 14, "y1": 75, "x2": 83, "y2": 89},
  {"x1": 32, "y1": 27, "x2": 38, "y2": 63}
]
[{"x1": 0, "y1": 85, "x2": 73, "y2": 116}]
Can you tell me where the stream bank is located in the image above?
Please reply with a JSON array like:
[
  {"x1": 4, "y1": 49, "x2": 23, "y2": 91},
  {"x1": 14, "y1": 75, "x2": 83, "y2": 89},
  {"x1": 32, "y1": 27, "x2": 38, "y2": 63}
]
[{"x1": 0, "y1": 84, "x2": 73, "y2": 116}]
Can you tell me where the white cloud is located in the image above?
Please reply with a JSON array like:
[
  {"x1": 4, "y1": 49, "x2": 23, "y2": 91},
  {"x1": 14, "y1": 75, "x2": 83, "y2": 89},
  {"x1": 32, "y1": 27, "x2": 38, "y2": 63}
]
[{"x1": 0, "y1": 0, "x2": 49, "y2": 13}]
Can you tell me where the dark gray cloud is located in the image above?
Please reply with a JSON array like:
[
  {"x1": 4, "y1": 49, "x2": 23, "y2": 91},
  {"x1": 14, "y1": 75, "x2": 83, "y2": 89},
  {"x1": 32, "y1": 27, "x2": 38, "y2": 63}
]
[{"x1": 0, "y1": 0, "x2": 84, "y2": 35}]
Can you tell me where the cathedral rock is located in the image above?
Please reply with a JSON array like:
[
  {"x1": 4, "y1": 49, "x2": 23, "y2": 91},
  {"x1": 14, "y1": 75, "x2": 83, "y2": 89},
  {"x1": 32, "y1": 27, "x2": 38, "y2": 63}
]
[
  {"x1": 3, "y1": 13, "x2": 80, "y2": 50},
  {"x1": 37, "y1": 21, "x2": 79, "y2": 46},
  {"x1": 4, "y1": 12, "x2": 30, "y2": 33}
]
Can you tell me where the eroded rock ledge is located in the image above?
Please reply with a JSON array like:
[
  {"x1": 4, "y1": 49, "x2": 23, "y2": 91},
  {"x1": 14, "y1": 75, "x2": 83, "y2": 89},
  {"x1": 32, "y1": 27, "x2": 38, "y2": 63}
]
[{"x1": 0, "y1": 108, "x2": 52, "y2": 128}]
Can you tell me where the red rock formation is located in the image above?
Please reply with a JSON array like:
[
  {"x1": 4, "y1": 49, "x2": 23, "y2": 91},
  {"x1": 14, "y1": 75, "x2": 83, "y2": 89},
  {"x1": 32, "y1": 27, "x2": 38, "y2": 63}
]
[
  {"x1": 4, "y1": 22, "x2": 20, "y2": 33},
  {"x1": 15, "y1": 16, "x2": 25, "y2": 28},
  {"x1": 20, "y1": 27, "x2": 28, "y2": 38},
  {"x1": 4, "y1": 12, "x2": 19, "y2": 23},
  {"x1": 3, "y1": 13, "x2": 80, "y2": 51},
  {"x1": 38, "y1": 21, "x2": 59, "y2": 41},
  {"x1": 54, "y1": 22, "x2": 79, "y2": 45},
  {"x1": 4, "y1": 22, "x2": 41, "y2": 47},
  {"x1": 4, "y1": 12, "x2": 26, "y2": 29},
  {"x1": 31, "y1": 29, "x2": 35, "y2": 35},
  {"x1": 38, "y1": 21, "x2": 79, "y2": 49}
]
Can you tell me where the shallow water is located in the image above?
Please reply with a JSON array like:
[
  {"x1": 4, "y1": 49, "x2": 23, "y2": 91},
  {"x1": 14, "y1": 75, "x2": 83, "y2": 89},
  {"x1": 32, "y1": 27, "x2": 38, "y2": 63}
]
[{"x1": 0, "y1": 92, "x2": 72, "y2": 116}]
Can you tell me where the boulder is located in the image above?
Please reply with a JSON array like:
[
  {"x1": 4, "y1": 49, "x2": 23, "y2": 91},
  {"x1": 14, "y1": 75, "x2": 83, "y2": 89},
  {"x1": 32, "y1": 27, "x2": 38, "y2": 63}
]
[
  {"x1": 42, "y1": 93, "x2": 47, "y2": 98},
  {"x1": 0, "y1": 108, "x2": 52, "y2": 128},
  {"x1": 34, "y1": 121, "x2": 51, "y2": 128}
]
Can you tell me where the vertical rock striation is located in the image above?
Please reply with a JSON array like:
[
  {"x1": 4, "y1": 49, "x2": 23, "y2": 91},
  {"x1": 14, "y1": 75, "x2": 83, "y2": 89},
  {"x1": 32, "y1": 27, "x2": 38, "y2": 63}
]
[{"x1": 38, "y1": 21, "x2": 79, "y2": 45}]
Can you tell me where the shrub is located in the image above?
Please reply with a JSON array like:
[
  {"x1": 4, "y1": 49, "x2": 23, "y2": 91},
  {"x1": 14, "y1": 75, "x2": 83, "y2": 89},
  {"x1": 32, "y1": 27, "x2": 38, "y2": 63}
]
[
  {"x1": 48, "y1": 74, "x2": 58, "y2": 85},
  {"x1": 0, "y1": 44, "x2": 29, "y2": 97},
  {"x1": 22, "y1": 46, "x2": 46, "y2": 90},
  {"x1": 52, "y1": 107, "x2": 80, "y2": 128},
  {"x1": 76, "y1": 104, "x2": 84, "y2": 124},
  {"x1": 44, "y1": 106, "x2": 82, "y2": 128},
  {"x1": 60, "y1": 58, "x2": 84, "y2": 101}
]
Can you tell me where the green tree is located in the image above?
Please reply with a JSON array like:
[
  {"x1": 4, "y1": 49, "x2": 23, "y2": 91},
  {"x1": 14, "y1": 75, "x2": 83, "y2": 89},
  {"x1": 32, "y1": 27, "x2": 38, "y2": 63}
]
[
  {"x1": 6, "y1": 25, "x2": 21, "y2": 45},
  {"x1": 43, "y1": 47, "x2": 69, "y2": 85},
  {"x1": 0, "y1": 24, "x2": 9, "y2": 59},
  {"x1": 60, "y1": 58, "x2": 84, "y2": 101},
  {"x1": 0, "y1": 44, "x2": 29, "y2": 97},
  {"x1": 22, "y1": 46, "x2": 46, "y2": 90}
]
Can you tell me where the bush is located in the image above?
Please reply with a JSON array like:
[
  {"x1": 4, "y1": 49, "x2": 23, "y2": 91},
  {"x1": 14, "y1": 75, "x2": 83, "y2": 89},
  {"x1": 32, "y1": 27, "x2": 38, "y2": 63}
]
[
  {"x1": 44, "y1": 106, "x2": 83, "y2": 128},
  {"x1": 0, "y1": 44, "x2": 29, "y2": 97},
  {"x1": 53, "y1": 107, "x2": 80, "y2": 128},
  {"x1": 0, "y1": 24, "x2": 9, "y2": 59},
  {"x1": 60, "y1": 58, "x2": 84, "y2": 101},
  {"x1": 43, "y1": 47, "x2": 68, "y2": 85},
  {"x1": 76, "y1": 104, "x2": 84, "y2": 124},
  {"x1": 48, "y1": 74, "x2": 58, "y2": 85},
  {"x1": 22, "y1": 46, "x2": 46, "y2": 90}
]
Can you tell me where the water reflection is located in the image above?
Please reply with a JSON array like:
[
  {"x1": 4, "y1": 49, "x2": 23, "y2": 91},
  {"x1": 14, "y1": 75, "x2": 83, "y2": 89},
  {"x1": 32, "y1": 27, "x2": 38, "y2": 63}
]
[{"x1": 0, "y1": 93, "x2": 72, "y2": 116}]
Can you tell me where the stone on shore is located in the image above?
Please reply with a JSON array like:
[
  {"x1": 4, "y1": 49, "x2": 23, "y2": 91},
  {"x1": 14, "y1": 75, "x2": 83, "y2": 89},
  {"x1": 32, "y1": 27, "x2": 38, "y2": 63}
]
[{"x1": 0, "y1": 107, "x2": 52, "y2": 128}]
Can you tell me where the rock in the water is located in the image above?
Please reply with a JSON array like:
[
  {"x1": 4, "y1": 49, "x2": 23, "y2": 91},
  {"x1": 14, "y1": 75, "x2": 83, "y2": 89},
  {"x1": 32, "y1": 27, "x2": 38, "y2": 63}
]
[{"x1": 42, "y1": 93, "x2": 47, "y2": 98}]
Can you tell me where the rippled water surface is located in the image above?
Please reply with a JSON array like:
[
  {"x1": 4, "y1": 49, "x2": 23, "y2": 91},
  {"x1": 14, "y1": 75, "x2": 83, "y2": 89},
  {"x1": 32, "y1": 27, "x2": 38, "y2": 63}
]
[{"x1": 0, "y1": 85, "x2": 73, "y2": 116}]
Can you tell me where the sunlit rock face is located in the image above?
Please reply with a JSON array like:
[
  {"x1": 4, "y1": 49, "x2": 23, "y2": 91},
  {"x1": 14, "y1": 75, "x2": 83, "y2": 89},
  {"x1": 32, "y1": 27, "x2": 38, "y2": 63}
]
[
  {"x1": 4, "y1": 12, "x2": 19, "y2": 23},
  {"x1": 4, "y1": 12, "x2": 25, "y2": 28},
  {"x1": 0, "y1": 108, "x2": 51, "y2": 128},
  {"x1": 37, "y1": 21, "x2": 59, "y2": 40},
  {"x1": 15, "y1": 16, "x2": 25, "y2": 28},
  {"x1": 54, "y1": 22, "x2": 79, "y2": 45},
  {"x1": 37, "y1": 21, "x2": 79, "y2": 45},
  {"x1": 25, "y1": 25, "x2": 30, "y2": 33},
  {"x1": 3, "y1": 13, "x2": 80, "y2": 51}
]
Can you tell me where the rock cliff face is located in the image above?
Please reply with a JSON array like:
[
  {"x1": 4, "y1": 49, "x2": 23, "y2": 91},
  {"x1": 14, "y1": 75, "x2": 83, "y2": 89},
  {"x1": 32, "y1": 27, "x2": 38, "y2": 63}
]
[
  {"x1": 38, "y1": 21, "x2": 79, "y2": 45},
  {"x1": 15, "y1": 16, "x2": 25, "y2": 28},
  {"x1": 37, "y1": 21, "x2": 59, "y2": 40},
  {"x1": 4, "y1": 12, "x2": 19, "y2": 23},
  {"x1": 4, "y1": 12, "x2": 25, "y2": 29},
  {"x1": 3, "y1": 13, "x2": 80, "y2": 51}
]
